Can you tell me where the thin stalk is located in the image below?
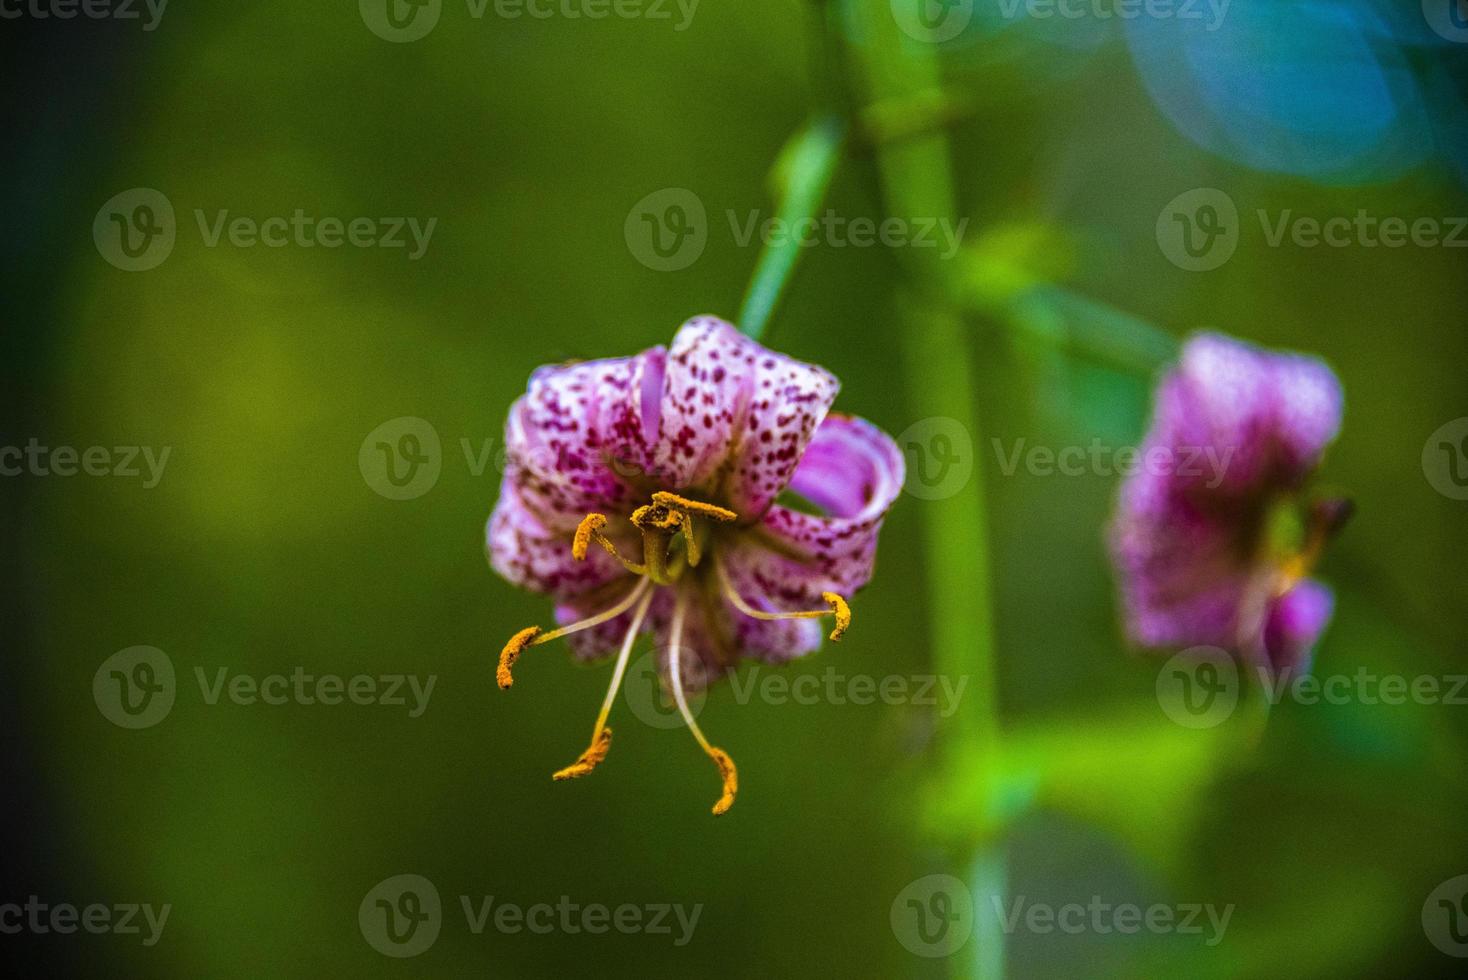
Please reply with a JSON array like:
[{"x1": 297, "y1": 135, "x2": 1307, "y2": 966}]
[
  {"x1": 842, "y1": 2, "x2": 1003, "y2": 977},
  {"x1": 737, "y1": 114, "x2": 846, "y2": 340}
]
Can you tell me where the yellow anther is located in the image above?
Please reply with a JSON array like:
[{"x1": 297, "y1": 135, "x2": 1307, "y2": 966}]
[
  {"x1": 552, "y1": 728, "x2": 613, "y2": 780},
  {"x1": 822, "y1": 592, "x2": 852, "y2": 642},
  {"x1": 652, "y1": 491, "x2": 738, "y2": 523},
  {"x1": 630, "y1": 503, "x2": 682, "y2": 531},
  {"x1": 572, "y1": 513, "x2": 610, "y2": 561},
  {"x1": 708, "y1": 747, "x2": 738, "y2": 816},
  {"x1": 497, "y1": 626, "x2": 543, "y2": 689}
]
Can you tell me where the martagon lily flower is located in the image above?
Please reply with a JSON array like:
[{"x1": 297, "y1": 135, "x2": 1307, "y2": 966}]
[
  {"x1": 488, "y1": 316, "x2": 904, "y2": 814},
  {"x1": 1108, "y1": 333, "x2": 1348, "y2": 677}
]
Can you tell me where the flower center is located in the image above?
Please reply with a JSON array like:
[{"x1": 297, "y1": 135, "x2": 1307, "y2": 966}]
[{"x1": 494, "y1": 489, "x2": 853, "y2": 816}]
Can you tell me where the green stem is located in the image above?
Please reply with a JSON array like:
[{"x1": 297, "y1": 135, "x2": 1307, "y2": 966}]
[
  {"x1": 737, "y1": 114, "x2": 846, "y2": 340},
  {"x1": 843, "y1": 2, "x2": 1003, "y2": 977}
]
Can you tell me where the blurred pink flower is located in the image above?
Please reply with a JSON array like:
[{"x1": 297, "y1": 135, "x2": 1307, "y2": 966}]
[
  {"x1": 1109, "y1": 333, "x2": 1347, "y2": 676},
  {"x1": 489, "y1": 316, "x2": 904, "y2": 813}
]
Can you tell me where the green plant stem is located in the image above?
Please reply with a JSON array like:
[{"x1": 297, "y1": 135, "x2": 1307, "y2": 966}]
[
  {"x1": 737, "y1": 114, "x2": 846, "y2": 340},
  {"x1": 844, "y1": 3, "x2": 1003, "y2": 978}
]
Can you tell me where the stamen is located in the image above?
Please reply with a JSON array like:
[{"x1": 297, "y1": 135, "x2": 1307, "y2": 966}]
[
  {"x1": 651, "y1": 491, "x2": 738, "y2": 524},
  {"x1": 715, "y1": 560, "x2": 853, "y2": 643},
  {"x1": 572, "y1": 512, "x2": 647, "y2": 576},
  {"x1": 552, "y1": 728, "x2": 611, "y2": 781},
  {"x1": 553, "y1": 585, "x2": 655, "y2": 781},
  {"x1": 669, "y1": 593, "x2": 739, "y2": 816},
  {"x1": 496, "y1": 578, "x2": 652, "y2": 689},
  {"x1": 497, "y1": 627, "x2": 541, "y2": 690},
  {"x1": 1274, "y1": 498, "x2": 1353, "y2": 598},
  {"x1": 823, "y1": 592, "x2": 852, "y2": 641}
]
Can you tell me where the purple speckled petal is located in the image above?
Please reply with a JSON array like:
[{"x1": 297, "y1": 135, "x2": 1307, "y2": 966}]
[
  {"x1": 486, "y1": 476, "x2": 631, "y2": 599},
  {"x1": 719, "y1": 334, "x2": 839, "y2": 518},
  {"x1": 503, "y1": 348, "x2": 666, "y2": 529},
  {"x1": 729, "y1": 414, "x2": 906, "y2": 611},
  {"x1": 650, "y1": 317, "x2": 839, "y2": 514},
  {"x1": 1158, "y1": 333, "x2": 1343, "y2": 498},
  {"x1": 650, "y1": 317, "x2": 756, "y2": 491},
  {"x1": 1262, "y1": 579, "x2": 1334, "y2": 675}
]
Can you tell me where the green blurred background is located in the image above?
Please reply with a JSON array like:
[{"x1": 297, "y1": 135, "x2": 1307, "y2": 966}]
[{"x1": 4, "y1": 1, "x2": 1468, "y2": 977}]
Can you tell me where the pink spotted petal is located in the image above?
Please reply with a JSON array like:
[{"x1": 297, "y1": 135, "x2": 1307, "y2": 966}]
[
  {"x1": 651, "y1": 317, "x2": 839, "y2": 514},
  {"x1": 486, "y1": 476, "x2": 631, "y2": 599},
  {"x1": 737, "y1": 414, "x2": 907, "y2": 606},
  {"x1": 503, "y1": 349, "x2": 666, "y2": 529}
]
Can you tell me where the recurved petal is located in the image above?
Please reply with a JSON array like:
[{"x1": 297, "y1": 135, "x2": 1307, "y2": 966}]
[
  {"x1": 732, "y1": 413, "x2": 906, "y2": 607},
  {"x1": 1261, "y1": 578, "x2": 1334, "y2": 676}
]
